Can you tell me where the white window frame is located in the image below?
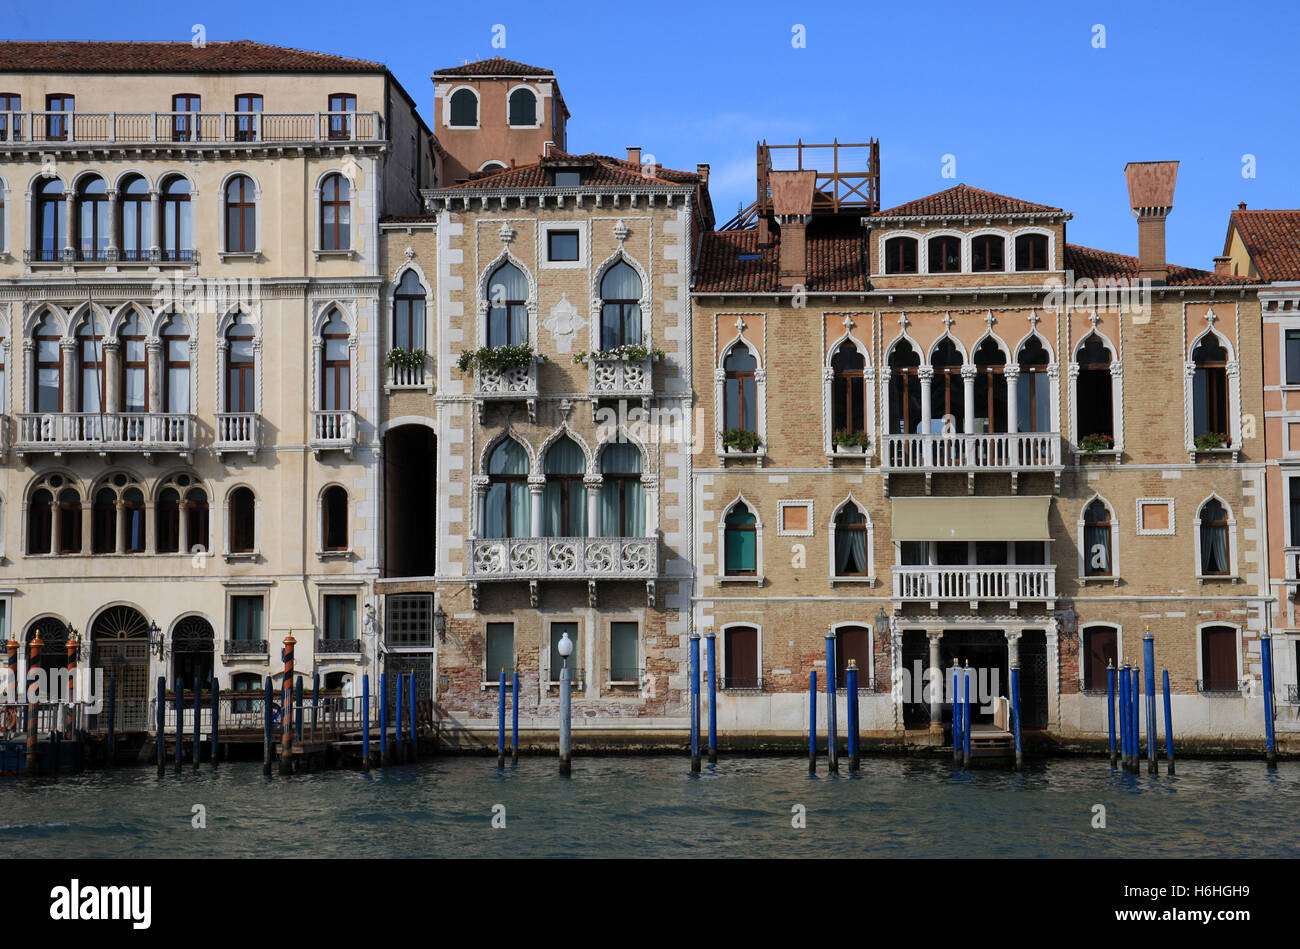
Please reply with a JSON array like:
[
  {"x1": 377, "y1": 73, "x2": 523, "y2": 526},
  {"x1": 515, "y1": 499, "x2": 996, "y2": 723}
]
[
  {"x1": 1069, "y1": 328, "x2": 1124, "y2": 454},
  {"x1": 481, "y1": 617, "x2": 516, "y2": 688},
  {"x1": 222, "y1": 483, "x2": 260, "y2": 562},
  {"x1": 874, "y1": 230, "x2": 924, "y2": 277},
  {"x1": 604, "y1": 614, "x2": 643, "y2": 689},
  {"x1": 505, "y1": 84, "x2": 543, "y2": 129},
  {"x1": 443, "y1": 85, "x2": 481, "y2": 130},
  {"x1": 828, "y1": 495, "x2": 876, "y2": 585},
  {"x1": 776, "y1": 499, "x2": 814, "y2": 537},
  {"x1": 717, "y1": 622, "x2": 764, "y2": 691},
  {"x1": 317, "y1": 483, "x2": 352, "y2": 560},
  {"x1": 1134, "y1": 497, "x2": 1176, "y2": 536},
  {"x1": 1007, "y1": 226, "x2": 1056, "y2": 274},
  {"x1": 1078, "y1": 623, "x2": 1124, "y2": 689},
  {"x1": 967, "y1": 228, "x2": 1009, "y2": 274},
  {"x1": 1183, "y1": 324, "x2": 1241, "y2": 458},
  {"x1": 1077, "y1": 493, "x2": 1120, "y2": 584},
  {"x1": 311, "y1": 301, "x2": 358, "y2": 413},
  {"x1": 823, "y1": 328, "x2": 876, "y2": 456},
  {"x1": 543, "y1": 616, "x2": 585, "y2": 690},
  {"x1": 714, "y1": 323, "x2": 766, "y2": 458},
  {"x1": 718, "y1": 493, "x2": 763, "y2": 584},
  {"x1": 831, "y1": 620, "x2": 876, "y2": 690},
  {"x1": 217, "y1": 171, "x2": 261, "y2": 260},
  {"x1": 313, "y1": 169, "x2": 356, "y2": 259},
  {"x1": 215, "y1": 307, "x2": 262, "y2": 415},
  {"x1": 541, "y1": 220, "x2": 586, "y2": 270},
  {"x1": 1192, "y1": 494, "x2": 1238, "y2": 583},
  {"x1": 1195, "y1": 621, "x2": 1243, "y2": 694}
]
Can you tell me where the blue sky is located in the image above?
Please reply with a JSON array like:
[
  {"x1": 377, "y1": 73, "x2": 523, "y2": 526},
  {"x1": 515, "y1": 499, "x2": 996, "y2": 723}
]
[{"x1": 9, "y1": 0, "x2": 1299, "y2": 268}]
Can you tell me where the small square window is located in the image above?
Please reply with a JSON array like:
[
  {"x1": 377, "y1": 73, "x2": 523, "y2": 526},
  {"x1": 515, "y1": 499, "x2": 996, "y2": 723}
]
[
  {"x1": 553, "y1": 170, "x2": 582, "y2": 187},
  {"x1": 548, "y1": 230, "x2": 579, "y2": 262}
]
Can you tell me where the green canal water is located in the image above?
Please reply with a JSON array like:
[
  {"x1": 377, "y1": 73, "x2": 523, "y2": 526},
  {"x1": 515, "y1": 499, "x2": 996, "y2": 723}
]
[{"x1": 1, "y1": 756, "x2": 1297, "y2": 858}]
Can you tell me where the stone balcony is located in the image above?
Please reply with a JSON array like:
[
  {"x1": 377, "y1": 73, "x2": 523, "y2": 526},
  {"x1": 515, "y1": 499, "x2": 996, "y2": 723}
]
[
  {"x1": 310, "y1": 410, "x2": 358, "y2": 458},
  {"x1": 473, "y1": 359, "x2": 539, "y2": 423},
  {"x1": 881, "y1": 432, "x2": 1063, "y2": 494},
  {"x1": 214, "y1": 412, "x2": 260, "y2": 458},
  {"x1": 14, "y1": 412, "x2": 193, "y2": 460},
  {"x1": 467, "y1": 535, "x2": 659, "y2": 607},
  {"x1": 892, "y1": 564, "x2": 1056, "y2": 611},
  {"x1": 586, "y1": 357, "x2": 654, "y2": 418}
]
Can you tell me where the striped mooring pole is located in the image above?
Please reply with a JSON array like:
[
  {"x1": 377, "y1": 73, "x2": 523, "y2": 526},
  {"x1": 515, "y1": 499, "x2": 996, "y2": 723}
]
[
  {"x1": 261, "y1": 676, "x2": 272, "y2": 776},
  {"x1": 689, "y1": 632, "x2": 701, "y2": 773},
  {"x1": 1262, "y1": 631, "x2": 1277, "y2": 768},
  {"x1": 705, "y1": 630, "x2": 717, "y2": 765},
  {"x1": 1106, "y1": 660, "x2": 1117, "y2": 768},
  {"x1": 1162, "y1": 669, "x2": 1175, "y2": 775},
  {"x1": 279, "y1": 631, "x2": 296, "y2": 775},
  {"x1": 808, "y1": 670, "x2": 817, "y2": 775},
  {"x1": 65, "y1": 632, "x2": 77, "y2": 740},
  {"x1": 26, "y1": 630, "x2": 42, "y2": 775},
  {"x1": 1143, "y1": 632, "x2": 1157, "y2": 775},
  {"x1": 361, "y1": 673, "x2": 371, "y2": 772},
  {"x1": 846, "y1": 659, "x2": 860, "y2": 772},
  {"x1": 825, "y1": 633, "x2": 838, "y2": 773}
]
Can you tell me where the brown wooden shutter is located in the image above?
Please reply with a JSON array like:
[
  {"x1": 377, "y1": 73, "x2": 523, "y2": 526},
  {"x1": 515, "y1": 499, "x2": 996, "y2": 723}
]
[{"x1": 724, "y1": 626, "x2": 758, "y2": 688}]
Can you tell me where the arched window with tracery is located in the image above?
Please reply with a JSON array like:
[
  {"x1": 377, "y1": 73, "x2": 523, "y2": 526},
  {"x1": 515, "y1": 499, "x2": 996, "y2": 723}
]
[{"x1": 542, "y1": 436, "x2": 586, "y2": 537}]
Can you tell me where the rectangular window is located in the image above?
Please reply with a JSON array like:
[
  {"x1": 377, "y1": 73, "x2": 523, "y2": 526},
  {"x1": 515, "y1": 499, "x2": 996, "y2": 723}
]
[
  {"x1": 45, "y1": 94, "x2": 73, "y2": 140},
  {"x1": 1014, "y1": 541, "x2": 1046, "y2": 565},
  {"x1": 1082, "y1": 627, "x2": 1117, "y2": 691},
  {"x1": 0, "y1": 94, "x2": 20, "y2": 142},
  {"x1": 234, "y1": 94, "x2": 262, "y2": 142},
  {"x1": 547, "y1": 230, "x2": 579, "y2": 261},
  {"x1": 172, "y1": 94, "x2": 200, "y2": 142},
  {"x1": 323, "y1": 595, "x2": 357, "y2": 641},
  {"x1": 1291, "y1": 479, "x2": 1300, "y2": 547},
  {"x1": 386, "y1": 594, "x2": 433, "y2": 647},
  {"x1": 610, "y1": 622, "x2": 639, "y2": 682},
  {"x1": 231, "y1": 596, "x2": 264, "y2": 642},
  {"x1": 549, "y1": 621, "x2": 579, "y2": 683},
  {"x1": 900, "y1": 541, "x2": 929, "y2": 565},
  {"x1": 553, "y1": 170, "x2": 582, "y2": 187},
  {"x1": 485, "y1": 622, "x2": 514, "y2": 681},
  {"x1": 1288, "y1": 331, "x2": 1300, "y2": 386},
  {"x1": 328, "y1": 94, "x2": 356, "y2": 140}
]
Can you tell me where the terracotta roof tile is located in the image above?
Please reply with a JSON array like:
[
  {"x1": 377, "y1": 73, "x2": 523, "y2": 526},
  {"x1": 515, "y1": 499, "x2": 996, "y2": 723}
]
[
  {"x1": 0, "y1": 40, "x2": 385, "y2": 73},
  {"x1": 1229, "y1": 209, "x2": 1300, "y2": 281},
  {"x1": 438, "y1": 151, "x2": 701, "y2": 191},
  {"x1": 1065, "y1": 243, "x2": 1258, "y2": 287},
  {"x1": 694, "y1": 221, "x2": 867, "y2": 293},
  {"x1": 873, "y1": 183, "x2": 1062, "y2": 218},
  {"x1": 433, "y1": 57, "x2": 553, "y2": 77}
]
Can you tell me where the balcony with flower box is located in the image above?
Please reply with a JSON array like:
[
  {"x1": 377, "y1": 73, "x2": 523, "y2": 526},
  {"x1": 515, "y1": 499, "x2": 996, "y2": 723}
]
[
  {"x1": 577, "y1": 345, "x2": 662, "y2": 420},
  {"x1": 466, "y1": 535, "x2": 659, "y2": 609},
  {"x1": 14, "y1": 412, "x2": 194, "y2": 461},
  {"x1": 384, "y1": 348, "x2": 433, "y2": 394},
  {"x1": 461, "y1": 346, "x2": 540, "y2": 423}
]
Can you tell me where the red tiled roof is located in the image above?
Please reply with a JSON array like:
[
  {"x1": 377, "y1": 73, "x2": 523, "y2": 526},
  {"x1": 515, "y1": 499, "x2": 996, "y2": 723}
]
[
  {"x1": 694, "y1": 222, "x2": 867, "y2": 293},
  {"x1": 873, "y1": 184, "x2": 1063, "y2": 218},
  {"x1": 1065, "y1": 244, "x2": 1258, "y2": 287},
  {"x1": 1228, "y1": 209, "x2": 1300, "y2": 281},
  {"x1": 433, "y1": 57, "x2": 553, "y2": 77},
  {"x1": 438, "y1": 151, "x2": 701, "y2": 191},
  {"x1": 0, "y1": 40, "x2": 386, "y2": 73}
]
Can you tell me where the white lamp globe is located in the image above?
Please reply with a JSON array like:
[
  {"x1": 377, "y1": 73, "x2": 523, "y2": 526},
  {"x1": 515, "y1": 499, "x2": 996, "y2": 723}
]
[{"x1": 558, "y1": 631, "x2": 574, "y2": 658}]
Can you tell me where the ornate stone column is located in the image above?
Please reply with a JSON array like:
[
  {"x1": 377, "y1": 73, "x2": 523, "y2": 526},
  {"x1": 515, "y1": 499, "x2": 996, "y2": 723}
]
[
  {"x1": 60, "y1": 339, "x2": 75, "y2": 413},
  {"x1": 22, "y1": 339, "x2": 34, "y2": 413},
  {"x1": 927, "y1": 629, "x2": 944, "y2": 731},
  {"x1": 1004, "y1": 363, "x2": 1020, "y2": 437},
  {"x1": 918, "y1": 365, "x2": 933, "y2": 435},
  {"x1": 146, "y1": 338, "x2": 162, "y2": 413},
  {"x1": 584, "y1": 476, "x2": 600, "y2": 539},
  {"x1": 102, "y1": 340, "x2": 120, "y2": 414},
  {"x1": 961, "y1": 364, "x2": 977, "y2": 434},
  {"x1": 105, "y1": 188, "x2": 119, "y2": 262},
  {"x1": 528, "y1": 476, "x2": 545, "y2": 538}
]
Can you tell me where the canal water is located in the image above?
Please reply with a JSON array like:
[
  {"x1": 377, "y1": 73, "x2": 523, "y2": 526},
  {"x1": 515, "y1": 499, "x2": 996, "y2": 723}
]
[{"x1": 2, "y1": 756, "x2": 1297, "y2": 858}]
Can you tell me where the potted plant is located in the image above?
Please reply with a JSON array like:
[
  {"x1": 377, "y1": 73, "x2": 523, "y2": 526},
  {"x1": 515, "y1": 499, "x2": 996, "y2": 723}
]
[
  {"x1": 1194, "y1": 431, "x2": 1230, "y2": 451},
  {"x1": 832, "y1": 429, "x2": 871, "y2": 453},
  {"x1": 721, "y1": 428, "x2": 763, "y2": 454},
  {"x1": 386, "y1": 347, "x2": 427, "y2": 372},
  {"x1": 1077, "y1": 432, "x2": 1115, "y2": 454},
  {"x1": 573, "y1": 344, "x2": 666, "y2": 365},
  {"x1": 457, "y1": 344, "x2": 540, "y2": 375}
]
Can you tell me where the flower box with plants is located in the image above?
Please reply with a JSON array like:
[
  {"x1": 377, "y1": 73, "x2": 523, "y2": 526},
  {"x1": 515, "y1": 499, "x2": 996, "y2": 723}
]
[
  {"x1": 572, "y1": 344, "x2": 666, "y2": 365},
  {"x1": 386, "y1": 347, "x2": 427, "y2": 372},
  {"x1": 1194, "y1": 431, "x2": 1231, "y2": 451},
  {"x1": 721, "y1": 428, "x2": 763, "y2": 454},
  {"x1": 457, "y1": 344, "x2": 541, "y2": 375},
  {"x1": 832, "y1": 429, "x2": 871, "y2": 453},
  {"x1": 1077, "y1": 433, "x2": 1115, "y2": 454}
]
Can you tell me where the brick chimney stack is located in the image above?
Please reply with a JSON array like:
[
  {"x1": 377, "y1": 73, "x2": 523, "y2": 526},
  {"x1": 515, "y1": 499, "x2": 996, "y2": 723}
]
[
  {"x1": 1124, "y1": 161, "x2": 1179, "y2": 285},
  {"x1": 626, "y1": 146, "x2": 641, "y2": 165},
  {"x1": 696, "y1": 163, "x2": 710, "y2": 183},
  {"x1": 1213, "y1": 255, "x2": 1231, "y2": 276},
  {"x1": 768, "y1": 170, "x2": 817, "y2": 290}
]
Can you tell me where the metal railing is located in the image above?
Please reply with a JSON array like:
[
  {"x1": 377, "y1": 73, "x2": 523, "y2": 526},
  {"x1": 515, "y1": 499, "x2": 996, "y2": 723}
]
[
  {"x1": 15, "y1": 412, "x2": 194, "y2": 453},
  {"x1": 0, "y1": 110, "x2": 384, "y2": 145},
  {"x1": 148, "y1": 692, "x2": 378, "y2": 739},
  {"x1": 718, "y1": 676, "x2": 766, "y2": 692},
  {"x1": 893, "y1": 565, "x2": 1056, "y2": 602},
  {"x1": 310, "y1": 410, "x2": 356, "y2": 452},
  {"x1": 316, "y1": 637, "x2": 362, "y2": 655},
  {"x1": 468, "y1": 536, "x2": 658, "y2": 580},
  {"x1": 222, "y1": 638, "x2": 268, "y2": 656},
  {"x1": 882, "y1": 432, "x2": 1062, "y2": 472},
  {"x1": 1196, "y1": 679, "x2": 1241, "y2": 695}
]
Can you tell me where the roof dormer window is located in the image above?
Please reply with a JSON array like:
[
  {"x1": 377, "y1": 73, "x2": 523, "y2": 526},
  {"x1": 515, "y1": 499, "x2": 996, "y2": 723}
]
[{"x1": 552, "y1": 170, "x2": 583, "y2": 187}]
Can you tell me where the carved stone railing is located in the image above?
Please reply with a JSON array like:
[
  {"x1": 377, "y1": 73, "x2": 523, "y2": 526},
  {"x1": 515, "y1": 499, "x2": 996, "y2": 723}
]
[
  {"x1": 467, "y1": 535, "x2": 659, "y2": 607},
  {"x1": 474, "y1": 359, "x2": 539, "y2": 422},
  {"x1": 310, "y1": 410, "x2": 357, "y2": 457},
  {"x1": 587, "y1": 357, "x2": 654, "y2": 403},
  {"x1": 214, "y1": 412, "x2": 260, "y2": 457},
  {"x1": 881, "y1": 432, "x2": 1062, "y2": 492},
  {"x1": 892, "y1": 565, "x2": 1056, "y2": 609},
  {"x1": 14, "y1": 412, "x2": 193, "y2": 457}
]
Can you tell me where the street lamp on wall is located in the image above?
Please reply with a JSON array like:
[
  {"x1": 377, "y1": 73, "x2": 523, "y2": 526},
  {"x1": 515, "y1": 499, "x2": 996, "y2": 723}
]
[
  {"x1": 873, "y1": 607, "x2": 891, "y2": 643},
  {"x1": 147, "y1": 620, "x2": 166, "y2": 659},
  {"x1": 434, "y1": 603, "x2": 447, "y2": 644}
]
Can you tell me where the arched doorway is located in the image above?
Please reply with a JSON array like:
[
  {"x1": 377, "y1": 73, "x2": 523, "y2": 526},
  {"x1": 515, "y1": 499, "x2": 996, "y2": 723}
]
[
  {"x1": 383, "y1": 424, "x2": 436, "y2": 577},
  {"x1": 25, "y1": 618, "x2": 70, "y2": 677},
  {"x1": 91, "y1": 605, "x2": 152, "y2": 731},
  {"x1": 172, "y1": 616, "x2": 215, "y2": 690}
]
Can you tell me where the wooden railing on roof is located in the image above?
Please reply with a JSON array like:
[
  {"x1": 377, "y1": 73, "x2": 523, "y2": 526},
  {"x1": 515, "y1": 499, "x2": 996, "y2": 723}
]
[{"x1": 756, "y1": 139, "x2": 880, "y2": 216}]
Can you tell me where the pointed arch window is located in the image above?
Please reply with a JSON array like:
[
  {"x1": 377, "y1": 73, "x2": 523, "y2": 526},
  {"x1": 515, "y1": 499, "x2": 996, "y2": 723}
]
[
  {"x1": 185, "y1": 487, "x2": 210, "y2": 553},
  {"x1": 119, "y1": 175, "x2": 151, "y2": 261},
  {"x1": 723, "y1": 344, "x2": 757, "y2": 431},
  {"x1": 973, "y1": 338, "x2": 1007, "y2": 434},
  {"x1": 34, "y1": 311, "x2": 62, "y2": 412},
  {"x1": 1198, "y1": 499, "x2": 1230, "y2": 576},
  {"x1": 393, "y1": 270, "x2": 425, "y2": 352},
  {"x1": 1192, "y1": 335, "x2": 1229, "y2": 439},
  {"x1": 724, "y1": 502, "x2": 757, "y2": 576},
  {"x1": 56, "y1": 488, "x2": 81, "y2": 554},
  {"x1": 320, "y1": 173, "x2": 350, "y2": 251},
  {"x1": 35, "y1": 177, "x2": 64, "y2": 261},
  {"x1": 487, "y1": 262, "x2": 528, "y2": 348},
  {"x1": 1016, "y1": 336, "x2": 1051, "y2": 432},
  {"x1": 320, "y1": 309, "x2": 350, "y2": 411},
  {"x1": 600, "y1": 443, "x2": 644, "y2": 537},
  {"x1": 930, "y1": 338, "x2": 963, "y2": 432},
  {"x1": 162, "y1": 315, "x2": 190, "y2": 413},
  {"x1": 484, "y1": 440, "x2": 529, "y2": 539},
  {"x1": 1076, "y1": 334, "x2": 1114, "y2": 441},
  {"x1": 888, "y1": 340, "x2": 921, "y2": 435},
  {"x1": 1083, "y1": 499, "x2": 1112, "y2": 577},
  {"x1": 119, "y1": 310, "x2": 147, "y2": 414},
  {"x1": 225, "y1": 317, "x2": 256, "y2": 412},
  {"x1": 831, "y1": 342, "x2": 866, "y2": 435},
  {"x1": 157, "y1": 486, "x2": 181, "y2": 553},
  {"x1": 600, "y1": 261, "x2": 642, "y2": 349},
  {"x1": 542, "y1": 436, "x2": 586, "y2": 537},
  {"x1": 76, "y1": 319, "x2": 105, "y2": 413},
  {"x1": 833, "y1": 502, "x2": 869, "y2": 577},
  {"x1": 92, "y1": 487, "x2": 116, "y2": 553},
  {"x1": 75, "y1": 176, "x2": 108, "y2": 261}
]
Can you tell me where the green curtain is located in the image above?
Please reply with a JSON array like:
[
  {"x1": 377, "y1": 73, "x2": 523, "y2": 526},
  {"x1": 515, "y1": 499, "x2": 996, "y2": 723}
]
[
  {"x1": 485, "y1": 440, "x2": 529, "y2": 538},
  {"x1": 600, "y1": 443, "x2": 644, "y2": 536},
  {"x1": 543, "y1": 437, "x2": 586, "y2": 536}
]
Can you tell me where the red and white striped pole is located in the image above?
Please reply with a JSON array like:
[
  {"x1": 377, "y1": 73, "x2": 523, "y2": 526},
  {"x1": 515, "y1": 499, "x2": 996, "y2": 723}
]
[
  {"x1": 4, "y1": 636, "x2": 17, "y2": 738},
  {"x1": 279, "y1": 630, "x2": 296, "y2": 775},
  {"x1": 26, "y1": 630, "x2": 42, "y2": 774},
  {"x1": 65, "y1": 632, "x2": 78, "y2": 739}
]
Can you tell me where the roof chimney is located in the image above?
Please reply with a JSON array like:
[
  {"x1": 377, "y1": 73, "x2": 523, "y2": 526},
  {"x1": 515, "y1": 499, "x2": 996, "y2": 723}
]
[
  {"x1": 769, "y1": 170, "x2": 816, "y2": 289},
  {"x1": 1125, "y1": 161, "x2": 1178, "y2": 284},
  {"x1": 1213, "y1": 255, "x2": 1231, "y2": 276},
  {"x1": 696, "y1": 162, "x2": 710, "y2": 183},
  {"x1": 626, "y1": 146, "x2": 641, "y2": 165},
  {"x1": 1238, "y1": 202, "x2": 1248, "y2": 211}
]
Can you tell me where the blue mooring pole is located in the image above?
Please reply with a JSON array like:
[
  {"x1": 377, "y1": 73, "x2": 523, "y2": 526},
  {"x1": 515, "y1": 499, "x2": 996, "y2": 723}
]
[
  {"x1": 1106, "y1": 660, "x2": 1117, "y2": 769},
  {"x1": 210, "y1": 676, "x2": 219, "y2": 766},
  {"x1": 361, "y1": 672, "x2": 371, "y2": 772},
  {"x1": 496, "y1": 669, "x2": 506, "y2": 769},
  {"x1": 1130, "y1": 663, "x2": 1141, "y2": 773},
  {"x1": 262, "y1": 676, "x2": 272, "y2": 776},
  {"x1": 1011, "y1": 660, "x2": 1023, "y2": 771},
  {"x1": 173, "y1": 678, "x2": 183, "y2": 773},
  {"x1": 106, "y1": 677, "x2": 116, "y2": 768},
  {"x1": 413, "y1": 673, "x2": 421, "y2": 762},
  {"x1": 1143, "y1": 633, "x2": 1157, "y2": 774},
  {"x1": 156, "y1": 675, "x2": 166, "y2": 775},
  {"x1": 1162, "y1": 669, "x2": 1175, "y2": 775},
  {"x1": 962, "y1": 662, "x2": 972, "y2": 769},
  {"x1": 192, "y1": 675, "x2": 201, "y2": 768},
  {"x1": 808, "y1": 670, "x2": 817, "y2": 775},
  {"x1": 689, "y1": 632, "x2": 701, "y2": 773},
  {"x1": 952, "y1": 661, "x2": 962, "y2": 765},
  {"x1": 1262, "y1": 632, "x2": 1277, "y2": 768},
  {"x1": 311, "y1": 672, "x2": 319, "y2": 740},
  {"x1": 294, "y1": 675, "x2": 304, "y2": 747},
  {"x1": 379, "y1": 672, "x2": 389, "y2": 765},
  {"x1": 705, "y1": 630, "x2": 717, "y2": 765},
  {"x1": 1120, "y1": 663, "x2": 1130, "y2": 771},
  {"x1": 846, "y1": 660, "x2": 860, "y2": 772},
  {"x1": 825, "y1": 634, "x2": 838, "y2": 773},
  {"x1": 395, "y1": 674, "x2": 405, "y2": 764},
  {"x1": 510, "y1": 671, "x2": 518, "y2": 764}
]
